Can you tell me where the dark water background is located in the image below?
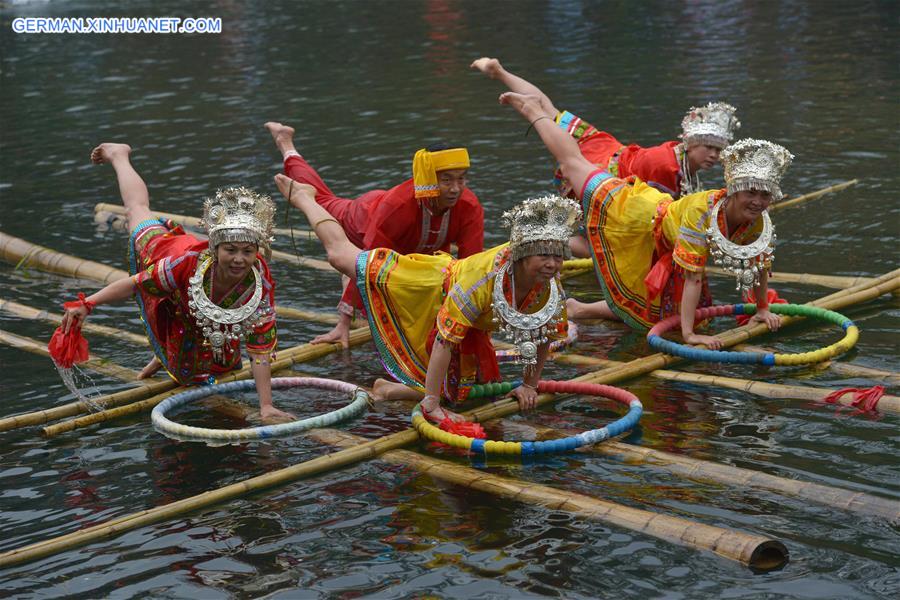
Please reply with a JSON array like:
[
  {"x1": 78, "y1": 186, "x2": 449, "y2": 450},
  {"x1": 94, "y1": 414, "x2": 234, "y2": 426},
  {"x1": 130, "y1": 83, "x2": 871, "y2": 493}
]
[{"x1": 1, "y1": 1, "x2": 898, "y2": 598}]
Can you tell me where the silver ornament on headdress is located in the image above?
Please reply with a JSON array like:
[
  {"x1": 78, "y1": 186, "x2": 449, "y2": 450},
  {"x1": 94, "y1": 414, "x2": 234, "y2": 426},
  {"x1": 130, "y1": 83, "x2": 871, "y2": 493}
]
[
  {"x1": 200, "y1": 187, "x2": 276, "y2": 253},
  {"x1": 706, "y1": 199, "x2": 776, "y2": 294},
  {"x1": 721, "y1": 138, "x2": 793, "y2": 201},
  {"x1": 680, "y1": 102, "x2": 740, "y2": 149},
  {"x1": 502, "y1": 194, "x2": 583, "y2": 262},
  {"x1": 187, "y1": 256, "x2": 268, "y2": 364}
]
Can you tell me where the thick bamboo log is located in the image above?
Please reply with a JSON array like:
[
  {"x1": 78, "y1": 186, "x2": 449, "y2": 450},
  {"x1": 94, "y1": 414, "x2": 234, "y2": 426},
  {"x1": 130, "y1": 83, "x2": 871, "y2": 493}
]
[
  {"x1": 0, "y1": 231, "x2": 338, "y2": 322},
  {"x1": 770, "y1": 179, "x2": 858, "y2": 212},
  {"x1": 0, "y1": 329, "x2": 139, "y2": 382},
  {"x1": 0, "y1": 298, "x2": 148, "y2": 346},
  {"x1": 273, "y1": 305, "x2": 364, "y2": 328},
  {"x1": 556, "y1": 354, "x2": 900, "y2": 415},
  {"x1": 513, "y1": 422, "x2": 899, "y2": 521},
  {"x1": 311, "y1": 429, "x2": 788, "y2": 571},
  {"x1": 40, "y1": 327, "x2": 373, "y2": 437},
  {"x1": 94, "y1": 202, "x2": 311, "y2": 238}
]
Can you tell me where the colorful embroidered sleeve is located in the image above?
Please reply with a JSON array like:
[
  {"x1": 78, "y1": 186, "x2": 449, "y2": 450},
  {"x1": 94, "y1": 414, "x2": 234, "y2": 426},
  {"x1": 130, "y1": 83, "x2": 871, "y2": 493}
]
[
  {"x1": 672, "y1": 198, "x2": 713, "y2": 273},
  {"x1": 132, "y1": 253, "x2": 194, "y2": 298},
  {"x1": 436, "y1": 268, "x2": 494, "y2": 345}
]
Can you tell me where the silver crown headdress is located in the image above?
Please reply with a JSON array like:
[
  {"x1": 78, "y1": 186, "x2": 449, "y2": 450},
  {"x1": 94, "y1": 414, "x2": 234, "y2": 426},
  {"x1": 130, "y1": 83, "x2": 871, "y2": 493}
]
[
  {"x1": 680, "y1": 102, "x2": 740, "y2": 148},
  {"x1": 503, "y1": 195, "x2": 582, "y2": 262},
  {"x1": 200, "y1": 187, "x2": 276, "y2": 252},
  {"x1": 721, "y1": 138, "x2": 793, "y2": 201}
]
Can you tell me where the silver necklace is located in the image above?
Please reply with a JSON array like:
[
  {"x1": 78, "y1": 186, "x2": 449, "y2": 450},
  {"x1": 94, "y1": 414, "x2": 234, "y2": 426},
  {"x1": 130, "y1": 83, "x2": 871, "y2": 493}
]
[
  {"x1": 491, "y1": 262, "x2": 563, "y2": 370},
  {"x1": 677, "y1": 144, "x2": 701, "y2": 197},
  {"x1": 188, "y1": 256, "x2": 264, "y2": 363},
  {"x1": 706, "y1": 198, "x2": 776, "y2": 293}
]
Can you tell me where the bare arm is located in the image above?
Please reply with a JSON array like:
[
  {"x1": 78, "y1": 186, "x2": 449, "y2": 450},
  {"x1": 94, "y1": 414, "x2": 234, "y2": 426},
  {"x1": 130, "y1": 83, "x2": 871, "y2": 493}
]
[
  {"x1": 499, "y1": 92, "x2": 596, "y2": 196},
  {"x1": 749, "y1": 270, "x2": 781, "y2": 330},
  {"x1": 61, "y1": 276, "x2": 137, "y2": 333},
  {"x1": 471, "y1": 57, "x2": 559, "y2": 118},
  {"x1": 509, "y1": 341, "x2": 550, "y2": 411},
  {"x1": 679, "y1": 270, "x2": 723, "y2": 350},
  {"x1": 424, "y1": 337, "x2": 454, "y2": 399}
]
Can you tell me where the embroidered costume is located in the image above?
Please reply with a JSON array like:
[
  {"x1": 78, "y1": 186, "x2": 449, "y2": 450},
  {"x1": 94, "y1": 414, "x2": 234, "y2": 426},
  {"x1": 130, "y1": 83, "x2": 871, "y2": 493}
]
[
  {"x1": 555, "y1": 102, "x2": 740, "y2": 198},
  {"x1": 580, "y1": 138, "x2": 791, "y2": 330},
  {"x1": 357, "y1": 243, "x2": 567, "y2": 403},
  {"x1": 128, "y1": 221, "x2": 277, "y2": 385},
  {"x1": 283, "y1": 149, "x2": 484, "y2": 316}
]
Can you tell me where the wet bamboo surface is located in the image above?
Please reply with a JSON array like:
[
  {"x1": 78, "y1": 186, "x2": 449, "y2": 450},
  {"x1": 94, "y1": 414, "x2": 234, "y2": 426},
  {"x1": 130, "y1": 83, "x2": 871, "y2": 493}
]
[
  {"x1": 734, "y1": 343, "x2": 900, "y2": 384},
  {"x1": 0, "y1": 329, "x2": 140, "y2": 382},
  {"x1": 1, "y1": 268, "x2": 894, "y2": 571},
  {"x1": 514, "y1": 421, "x2": 900, "y2": 521},
  {"x1": 0, "y1": 298, "x2": 148, "y2": 346},
  {"x1": 40, "y1": 327, "x2": 372, "y2": 437},
  {"x1": 0, "y1": 231, "x2": 331, "y2": 320},
  {"x1": 770, "y1": 179, "x2": 858, "y2": 212},
  {"x1": 94, "y1": 202, "x2": 311, "y2": 238},
  {"x1": 309, "y1": 429, "x2": 789, "y2": 571}
]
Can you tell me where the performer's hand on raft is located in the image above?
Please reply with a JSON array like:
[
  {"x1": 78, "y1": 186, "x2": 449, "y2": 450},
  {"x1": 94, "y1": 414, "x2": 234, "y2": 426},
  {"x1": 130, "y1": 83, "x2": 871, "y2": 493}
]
[
  {"x1": 750, "y1": 308, "x2": 782, "y2": 331},
  {"x1": 509, "y1": 383, "x2": 538, "y2": 412}
]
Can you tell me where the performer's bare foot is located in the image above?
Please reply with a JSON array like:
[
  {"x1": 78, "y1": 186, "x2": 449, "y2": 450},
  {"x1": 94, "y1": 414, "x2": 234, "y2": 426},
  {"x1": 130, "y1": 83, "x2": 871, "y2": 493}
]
[
  {"x1": 310, "y1": 318, "x2": 351, "y2": 349},
  {"x1": 91, "y1": 142, "x2": 132, "y2": 165},
  {"x1": 371, "y1": 378, "x2": 421, "y2": 402},
  {"x1": 420, "y1": 395, "x2": 465, "y2": 424},
  {"x1": 264, "y1": 121, "x2": 298, "y2": 157},
  {"x1": 498, "y1": 91, "x2": 545, "y2": 121},
  {"x1": 260, "y1": 405, "x2": 296, "y2": 423},
  {"x1": 566, "y1": 298, "x2": 618, "y2": 321},
  {"x1": 137, "y1": 356, "x2": 162, "y2": 379},
  {"x1": 274, "y1": 173, "x2": 316, "y2": 209},
  {"x1": 470, "y1": 57, "x2": 503, "y2": 78}
]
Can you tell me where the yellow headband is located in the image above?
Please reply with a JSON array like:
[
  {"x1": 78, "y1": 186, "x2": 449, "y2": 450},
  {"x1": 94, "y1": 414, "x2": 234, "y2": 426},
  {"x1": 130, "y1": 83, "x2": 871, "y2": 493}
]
[{"x1": 412, "y1": 148, "x2": 470, "y2": 200}]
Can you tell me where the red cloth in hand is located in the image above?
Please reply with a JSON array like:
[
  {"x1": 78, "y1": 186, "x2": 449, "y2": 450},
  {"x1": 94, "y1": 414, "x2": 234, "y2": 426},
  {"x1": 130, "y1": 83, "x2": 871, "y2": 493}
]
[
  {"x1": 48, "y1": 325, "x2": 89, "y2": 368},
  {"x1": 737, "y1": 288, "x2": 787, "y2": 325}
]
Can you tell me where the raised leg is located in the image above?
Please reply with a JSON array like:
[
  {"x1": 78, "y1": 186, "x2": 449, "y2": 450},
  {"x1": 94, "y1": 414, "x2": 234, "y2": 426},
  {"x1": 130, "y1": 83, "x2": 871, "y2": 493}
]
[
  {"x1": 91, "y1": 143, "x2": 153, "y2": 231},
  {"x1": 471, "y1": 57, "x2": 559, "y2": 118}
]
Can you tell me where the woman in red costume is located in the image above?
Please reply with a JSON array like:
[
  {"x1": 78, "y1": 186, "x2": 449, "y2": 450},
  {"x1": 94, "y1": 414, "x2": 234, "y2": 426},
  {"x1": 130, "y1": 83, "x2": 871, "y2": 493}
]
[{"x1": 60, "y1": 143, "x2": 293, "y2": 421}]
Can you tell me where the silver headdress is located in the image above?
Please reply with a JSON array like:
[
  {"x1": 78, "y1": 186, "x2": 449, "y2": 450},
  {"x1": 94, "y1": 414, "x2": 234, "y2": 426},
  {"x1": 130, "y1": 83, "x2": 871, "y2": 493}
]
[
  {"x1": 200, "y1": 187, "x2": 276, "y2": 252},
  {"x1": 680, "y1": 102, "x2": 740, "y2": 149},
  {"x1": 503, "y1": 195, "x2": 582, "y2": 262},
  {"x1": 721, "y1": 138, "x2": 793, "y2": 201}
]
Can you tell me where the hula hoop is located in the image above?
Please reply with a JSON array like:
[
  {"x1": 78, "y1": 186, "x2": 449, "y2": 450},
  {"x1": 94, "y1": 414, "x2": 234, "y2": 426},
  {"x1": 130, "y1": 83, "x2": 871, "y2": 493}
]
[
  {"x1": 151, "y1": 377, "x2": 369, "y2": 442},
  {"x1": 647, "y1": 303, "x2": 859, "y2": 366},
  {"x1": 495, "y1": 321, "x2": 578, "y2": 362},
  {"x1": 411, "y1": 380, "x2": 642, "y2": 456}
]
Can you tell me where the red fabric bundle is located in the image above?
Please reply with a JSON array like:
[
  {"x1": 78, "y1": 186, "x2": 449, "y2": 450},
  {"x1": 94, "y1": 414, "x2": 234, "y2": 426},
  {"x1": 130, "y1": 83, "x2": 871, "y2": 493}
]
[
  {"x1": 437, "y1": 418, "x2": 486, "y2": 438},
  {"x1": 48, "y1": 293, "x2": 94, "y2": 368}
]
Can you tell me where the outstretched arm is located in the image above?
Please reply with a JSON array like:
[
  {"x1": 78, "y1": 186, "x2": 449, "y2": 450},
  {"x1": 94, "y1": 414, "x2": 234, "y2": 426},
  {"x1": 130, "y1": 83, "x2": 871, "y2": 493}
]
[
  {"x1": 499, "y1": 92, "x2": 596, "y2": 195},
  {"x1": 471, "y1": 57, "x2": 559, "y2": 118},
  {"x1": 60, "y1": 276, "x2": 138, "y2": 333}
]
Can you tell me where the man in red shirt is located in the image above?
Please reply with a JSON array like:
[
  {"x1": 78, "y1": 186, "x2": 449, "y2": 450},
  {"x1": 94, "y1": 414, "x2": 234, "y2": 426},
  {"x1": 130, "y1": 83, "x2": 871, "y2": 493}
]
[{"x1": 266, "y1": 122, "x2": 485, "y2": 347}]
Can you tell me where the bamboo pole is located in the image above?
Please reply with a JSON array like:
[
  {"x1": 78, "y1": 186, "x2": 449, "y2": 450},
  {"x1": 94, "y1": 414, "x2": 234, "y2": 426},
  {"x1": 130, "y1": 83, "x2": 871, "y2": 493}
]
[
  {"x1": 0, "y1": 329, "x2": 140, "y2": 382},
  {"x1": 40, "y1": 327, "x2": 373, "y2": 437},
  {"x1": 94, "y1": 202, "x2": 312, "y2": 239},
  {"x1": 0, "y1": 230, "x2": 338, "y2": 321},
  {"x1": 6, "y1": 267, "x2": 892, "y2": 570},
  {"x1": 311, "y1": 428, "x2": 788, "y2": 571},
  {"x1": 770, "y1": 179, "x2": 859, "y2": 212},
  {"x1": 555, "y1": 354, "x2": 900, "y2": 415},
  {"x1": 0, "y1": 298, "x2": 148, "y2": 346},
  {"x1": 512, "y1": 422, "x2": 899, "y2": 521}
]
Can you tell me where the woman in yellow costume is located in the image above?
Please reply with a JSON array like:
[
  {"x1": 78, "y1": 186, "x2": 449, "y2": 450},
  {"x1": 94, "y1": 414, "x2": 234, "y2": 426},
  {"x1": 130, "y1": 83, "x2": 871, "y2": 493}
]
[
  {"x1": 273, "y1": 164, "x2": 580, "y2": 425},
  {"x1": 498, "y1": 92, "x2": 791, "y2": 349}
]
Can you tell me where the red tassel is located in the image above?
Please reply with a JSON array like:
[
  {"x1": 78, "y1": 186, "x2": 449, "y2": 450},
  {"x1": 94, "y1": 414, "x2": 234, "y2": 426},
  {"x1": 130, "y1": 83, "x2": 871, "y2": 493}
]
[
  {"x1": 437, "y1": 418, "x2": 486, "y2": 439},
  {"x1": 822, "y1": 386, "x2": 885, "y2": 413}
]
